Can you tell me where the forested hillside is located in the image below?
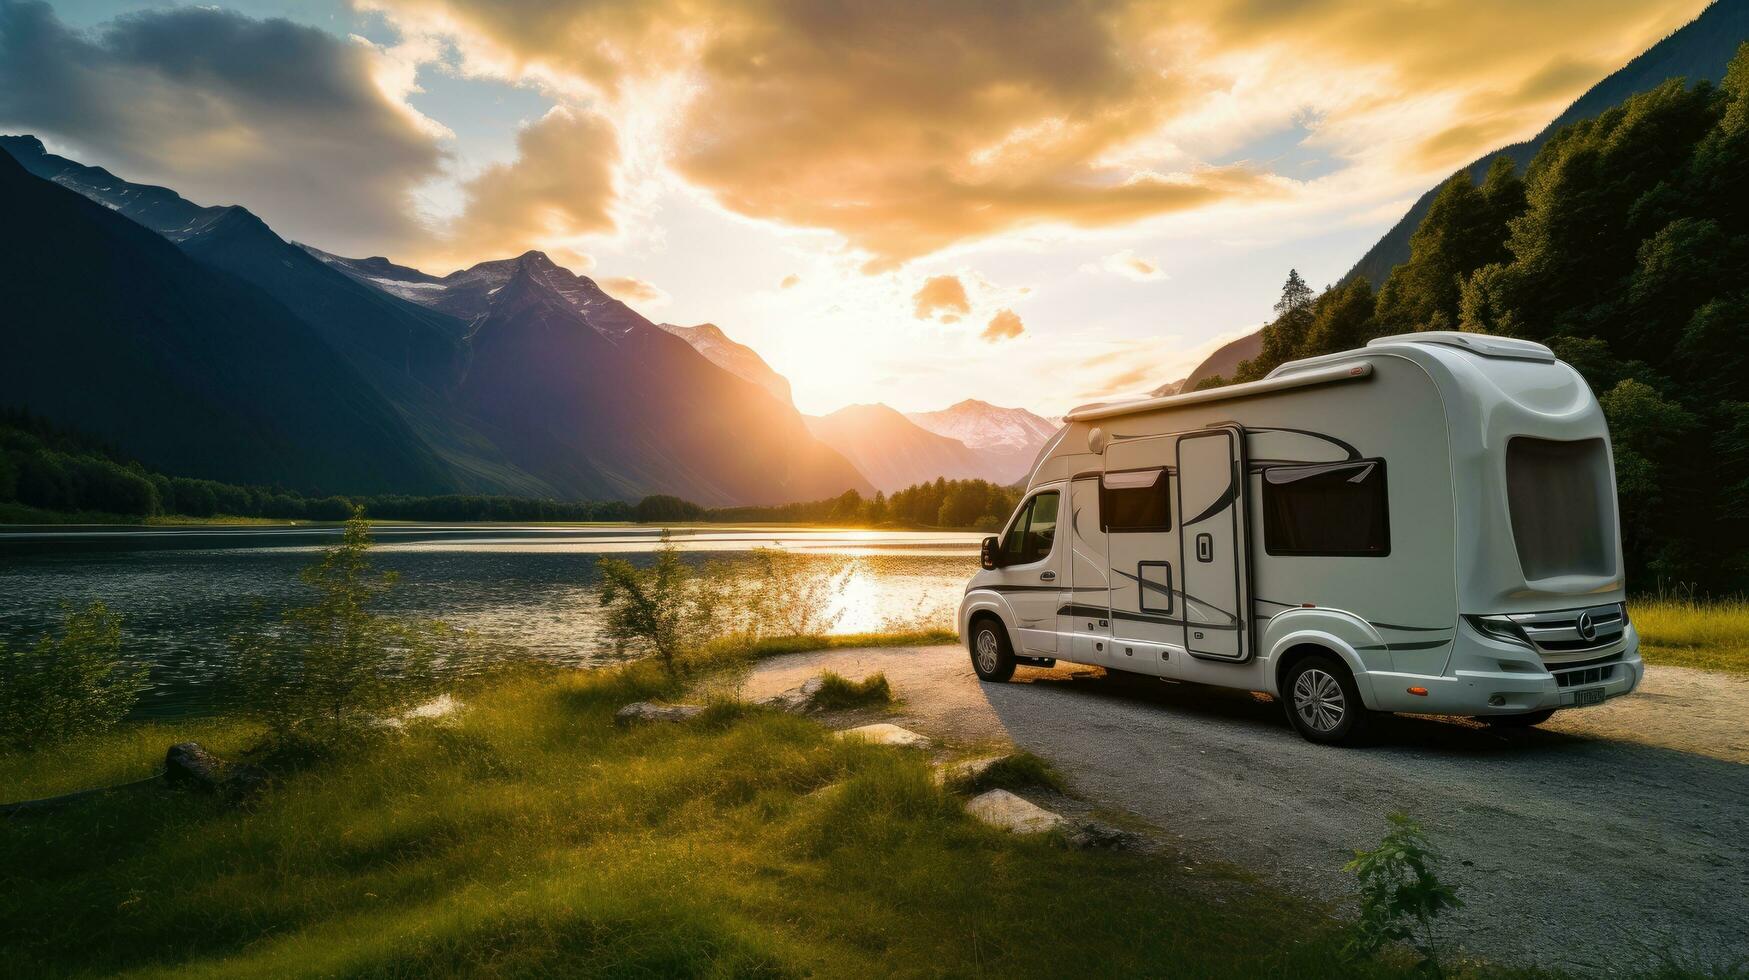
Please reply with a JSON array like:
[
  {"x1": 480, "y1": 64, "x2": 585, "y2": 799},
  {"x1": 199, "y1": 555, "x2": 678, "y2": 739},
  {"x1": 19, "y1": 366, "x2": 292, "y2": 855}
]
[
  {"x1": 1343, "y1": 0, "x2": 1749, "y2": 286},
  {"x1": 1216, "y1": 45, "x2": 1749, "y2": 591}
]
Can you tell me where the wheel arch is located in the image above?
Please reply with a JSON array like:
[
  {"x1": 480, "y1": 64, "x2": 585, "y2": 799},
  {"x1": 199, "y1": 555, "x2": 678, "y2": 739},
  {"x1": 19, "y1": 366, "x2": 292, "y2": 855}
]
[
  {"x1": 1267, "y1": 633, "x2": 1380, "y2": 709},
  {"x1": 958, "y1": 591, "x2": 1019, "y2": 650}
]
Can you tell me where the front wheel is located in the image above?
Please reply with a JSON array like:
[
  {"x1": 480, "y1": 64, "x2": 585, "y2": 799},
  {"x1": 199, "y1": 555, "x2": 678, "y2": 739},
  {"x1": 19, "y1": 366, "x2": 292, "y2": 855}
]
[
  {"x1": 1283, "y1": 654, "x2": 1369, "y2": 745},
  {"x1": 970, "y1": 620, "x2": 1016, "y2": 682}
]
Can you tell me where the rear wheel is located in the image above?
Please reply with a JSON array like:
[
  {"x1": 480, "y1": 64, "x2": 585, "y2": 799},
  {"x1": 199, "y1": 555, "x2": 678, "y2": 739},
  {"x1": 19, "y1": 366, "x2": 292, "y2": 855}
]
[
  {"x1": 1283, "y1": 654, "x2": 1368, "y2": 745},
  {"x1": 970, "y1": 619, "x2": 1016, "y2": 682},
  {"x1": 1481, "y1": 708, "x2": 1557, "y2": 728}
]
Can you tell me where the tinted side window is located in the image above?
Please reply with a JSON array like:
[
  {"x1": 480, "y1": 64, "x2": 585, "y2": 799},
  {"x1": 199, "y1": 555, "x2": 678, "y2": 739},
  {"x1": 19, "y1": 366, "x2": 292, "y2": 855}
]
[
  {"x1": 1262, "y1": 460, "x2": 1389, "y2": 556},
  {"x1": 1001, "y1": 490, "x2": 1060, "y2": 564},
  {"x1": 1101, "y1": 469, "x2": 1170, "y2": 533}
]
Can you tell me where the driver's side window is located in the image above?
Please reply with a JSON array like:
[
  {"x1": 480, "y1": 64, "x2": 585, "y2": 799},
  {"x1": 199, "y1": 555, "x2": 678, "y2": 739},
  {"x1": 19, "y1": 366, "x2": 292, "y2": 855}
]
[{"x1": 1001, "y1": 490, "x2": 1060, "y2": 565}]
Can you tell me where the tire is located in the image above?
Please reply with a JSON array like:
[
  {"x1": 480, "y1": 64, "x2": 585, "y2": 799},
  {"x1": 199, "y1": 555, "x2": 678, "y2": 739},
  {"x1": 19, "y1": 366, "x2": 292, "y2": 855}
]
[
  {"x1": 970, "y1": 619, "x2": 1017, "y2": 682},
  {"x1": 1481, "y1": 708, "x2": 1557, "y2": 728},
  {"x1": 1282, "y1": 654, "x2": 1369, "y2": 745}
]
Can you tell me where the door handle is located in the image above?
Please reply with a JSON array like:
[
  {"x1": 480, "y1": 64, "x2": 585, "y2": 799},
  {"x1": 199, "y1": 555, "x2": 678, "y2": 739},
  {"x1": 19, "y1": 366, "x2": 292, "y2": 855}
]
[{"x1": 1039, "y1": 570, "x2": 1057, "y2": 581}]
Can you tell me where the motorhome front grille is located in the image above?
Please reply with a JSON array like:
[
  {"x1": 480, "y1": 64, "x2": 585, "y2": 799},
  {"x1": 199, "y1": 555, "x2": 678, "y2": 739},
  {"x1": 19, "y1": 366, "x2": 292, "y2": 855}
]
[
  {"x1": 1507, "y1": 603, "x2": 1626, "y2": 658},
  {"x1": 1554, "y1": 664, "x2": 1616, "y2": 688}
]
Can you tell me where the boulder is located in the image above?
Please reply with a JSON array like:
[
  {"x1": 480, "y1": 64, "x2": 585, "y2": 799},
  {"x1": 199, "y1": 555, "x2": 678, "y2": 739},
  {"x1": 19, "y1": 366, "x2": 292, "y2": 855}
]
[
  {"x1": 614, "y1": 702, "x2": 705, "y2": 725},
  {"x1": 965, "y1": 789, "x2": 1063, "y2": 834},
  {"x1": 835, "y1": 723, "x2": 931, "y2": 748},
  {"x1": 163, "y1": 742, "x2": 267, "y2": 799},
  {"x1": 1062, "y1": 818, "x2": 1143, "y2": 850},
  {"x1": 754, "y1": 676, "x2": 827, "y2": 714}
]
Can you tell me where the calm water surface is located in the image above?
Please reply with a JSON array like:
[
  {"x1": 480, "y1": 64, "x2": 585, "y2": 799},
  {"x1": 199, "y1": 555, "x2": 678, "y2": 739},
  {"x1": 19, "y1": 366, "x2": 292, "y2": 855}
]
[{"x1": 0, "y1": 525, "x2": 980, "y2": 717}]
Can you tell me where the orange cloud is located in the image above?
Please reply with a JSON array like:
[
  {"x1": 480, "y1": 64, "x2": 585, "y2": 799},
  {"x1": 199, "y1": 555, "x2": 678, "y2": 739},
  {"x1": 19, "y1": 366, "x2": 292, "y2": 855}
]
[
  {"x1": 780, "y1": 273, "x2": 800, "y2": 289},
  {"x1": 1087, "y1": 249, "x2": 1167, "y2": 282},
  {"x1": 363, "y1": 0, "x2": 1708, "y2": 265},
  {"x1": 913, "y1": 275, "x2": 971, "y2": 321},
  {"x1": 414, "y1": 105, "x2": 618, "y2": 270},
  {"x1": 600, "y1": 275, "x2": 668, "y2": 305},
  {"x1": 982, "y1": 309, "x2": 1025, "y2": 343}
]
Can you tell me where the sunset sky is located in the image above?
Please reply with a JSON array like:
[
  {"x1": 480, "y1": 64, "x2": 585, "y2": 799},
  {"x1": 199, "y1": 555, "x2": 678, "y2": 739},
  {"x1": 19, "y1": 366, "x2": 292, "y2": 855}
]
[{"x1": 3, "y1": 0, "x2": 1714, "y2": 416}]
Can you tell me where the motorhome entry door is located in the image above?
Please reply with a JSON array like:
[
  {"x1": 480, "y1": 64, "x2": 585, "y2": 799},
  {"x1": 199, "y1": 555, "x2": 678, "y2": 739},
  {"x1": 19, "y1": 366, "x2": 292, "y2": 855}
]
[{"x1": 1176, "y1": 427, "x2": 1251, "y2": 661}]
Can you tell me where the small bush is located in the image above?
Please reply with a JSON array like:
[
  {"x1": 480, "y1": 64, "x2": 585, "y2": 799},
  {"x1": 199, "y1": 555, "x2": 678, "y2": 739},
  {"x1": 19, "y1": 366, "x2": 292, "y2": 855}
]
[
  {"x1": 597, "y1": 533, "x2": 735, "y2": 681},
  {"x1": 0, "y1": 602, "x2": 147, "y2": 751},
  {"x1": 950, "y1": 751, "x2": 1065, "y2": 795},
  {"x1": 810, "y1": 671, "x2": 893, "y2": 711},
  {"x1": 232, "y1": 508, "x2": 445, "y2": 746},
  {"x1": 1345, "y1": 812, "x2": 1463, "y2": 970}
]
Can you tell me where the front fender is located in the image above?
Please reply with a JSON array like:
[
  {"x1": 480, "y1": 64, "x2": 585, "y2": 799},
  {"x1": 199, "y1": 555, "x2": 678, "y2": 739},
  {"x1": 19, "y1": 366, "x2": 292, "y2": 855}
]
[
  {"x1": 958, "y1": 589, "x2": 1020, "y2": 651},
  {"x1": 1261, "y1": 608, "x2": 1387, "y2": 709}
]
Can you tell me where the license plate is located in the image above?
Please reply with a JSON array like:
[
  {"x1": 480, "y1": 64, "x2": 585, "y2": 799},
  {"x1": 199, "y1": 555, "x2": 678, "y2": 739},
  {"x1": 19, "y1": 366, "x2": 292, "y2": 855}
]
[{"x1": 1573, "y1": 687, "x2": 1606, "y2": 707}]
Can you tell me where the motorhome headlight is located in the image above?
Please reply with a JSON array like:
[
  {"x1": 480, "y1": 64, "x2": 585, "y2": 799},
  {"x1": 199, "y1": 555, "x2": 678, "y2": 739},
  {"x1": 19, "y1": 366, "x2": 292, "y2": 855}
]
[{"x1": 1464, "y1": 614, "x2": 1531, "y2": 648}]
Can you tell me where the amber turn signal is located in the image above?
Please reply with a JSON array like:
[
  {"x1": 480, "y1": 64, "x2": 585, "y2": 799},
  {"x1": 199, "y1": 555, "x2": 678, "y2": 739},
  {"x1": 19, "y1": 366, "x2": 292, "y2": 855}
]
[{"x1": 1407, "y1": 687, "x2": 1429, "y2": 697}]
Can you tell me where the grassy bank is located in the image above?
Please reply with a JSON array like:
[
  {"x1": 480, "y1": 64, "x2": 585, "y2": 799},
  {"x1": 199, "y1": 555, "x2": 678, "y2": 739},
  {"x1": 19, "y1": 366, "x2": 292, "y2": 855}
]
[
  {"x1": 1630, "y1": 598, "x2": 1749, "y2": 676},
  {"x1": 1, "y1": 663, "x2": 1398, "y2": 978}
]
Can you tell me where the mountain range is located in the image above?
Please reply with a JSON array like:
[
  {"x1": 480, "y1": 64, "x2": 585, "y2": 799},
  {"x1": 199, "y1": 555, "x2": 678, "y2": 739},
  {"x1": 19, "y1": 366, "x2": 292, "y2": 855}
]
[
  {"x1": 0, "y1": 134, "x2": 1056, "y2": 503},
  {"x1": 1178, "y1": 0, "x2": 1749, "y2": 391}
]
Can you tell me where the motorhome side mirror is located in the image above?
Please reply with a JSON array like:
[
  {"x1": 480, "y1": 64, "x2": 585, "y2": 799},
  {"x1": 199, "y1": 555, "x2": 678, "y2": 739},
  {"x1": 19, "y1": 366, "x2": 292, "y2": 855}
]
[{"x1": 980, "y1": 536, "x2": 1001, "y2": 570}]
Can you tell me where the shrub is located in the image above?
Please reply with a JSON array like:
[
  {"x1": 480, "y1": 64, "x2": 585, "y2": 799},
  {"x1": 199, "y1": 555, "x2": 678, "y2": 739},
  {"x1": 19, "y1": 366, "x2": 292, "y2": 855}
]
[
  {"x1": 596, "y1": 533, "x2": 733, "y2": 681},
  {"x1": 233, "y1": 508, "x2": 444, "y2": 745},
  {"x1": 1344, "y1": 812, "x2": 1463, "y2": 969},
  {"x1": 809, "y1": 671, "x2": 892, "y2": 711},
  {"x1": 737, "y1": 548, "x2": 848, "y2": 639},
  {"x1": 0, "y1": 602, "x2": 147, "y2": 751}
]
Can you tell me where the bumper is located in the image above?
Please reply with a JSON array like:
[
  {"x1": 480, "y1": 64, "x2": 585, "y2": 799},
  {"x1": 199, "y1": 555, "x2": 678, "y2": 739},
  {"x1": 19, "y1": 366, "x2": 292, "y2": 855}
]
[{"x1": 1364, "y1": 622, "x2": 1643, "y2": 715}]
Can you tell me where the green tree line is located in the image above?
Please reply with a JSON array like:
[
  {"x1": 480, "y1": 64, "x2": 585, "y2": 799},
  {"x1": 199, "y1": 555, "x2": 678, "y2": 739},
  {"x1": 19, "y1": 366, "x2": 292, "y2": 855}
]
[
  {"x1": 0, "y1": 410, "x2": 1021, "y2": 531},
  {"x1": 1211, "y1": 44, "x2": 1749, "y2": 591}
]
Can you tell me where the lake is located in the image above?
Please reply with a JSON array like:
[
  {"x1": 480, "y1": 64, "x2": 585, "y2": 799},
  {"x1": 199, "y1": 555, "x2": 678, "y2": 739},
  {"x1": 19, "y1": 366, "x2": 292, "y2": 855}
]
[{"x1": 0, "y1": 524, "x2": 981, "y2": 718}]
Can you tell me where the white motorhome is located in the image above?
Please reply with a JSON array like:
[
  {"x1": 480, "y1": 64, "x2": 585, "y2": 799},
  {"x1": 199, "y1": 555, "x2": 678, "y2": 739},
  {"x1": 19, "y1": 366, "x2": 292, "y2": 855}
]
[{"x1": 958, "y1": 332, "x2": 1642, "y2": 744}]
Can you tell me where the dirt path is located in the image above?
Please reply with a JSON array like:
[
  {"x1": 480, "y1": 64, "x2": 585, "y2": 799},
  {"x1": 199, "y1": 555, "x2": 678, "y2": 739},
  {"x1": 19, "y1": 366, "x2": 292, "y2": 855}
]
[{"x1": 744, "y1": 647, "x2": 1749, "y2": 973}]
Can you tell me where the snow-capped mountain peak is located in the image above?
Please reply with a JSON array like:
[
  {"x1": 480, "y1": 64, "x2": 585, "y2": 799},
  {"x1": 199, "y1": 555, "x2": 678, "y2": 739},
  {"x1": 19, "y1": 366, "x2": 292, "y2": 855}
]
[{"x1": 904, "y1": 399, "x2": 1058, "y2": 454}]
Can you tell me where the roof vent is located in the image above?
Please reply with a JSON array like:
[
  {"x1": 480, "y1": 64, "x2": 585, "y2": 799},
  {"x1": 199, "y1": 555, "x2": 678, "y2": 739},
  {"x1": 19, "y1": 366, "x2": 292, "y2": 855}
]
[{"x1": 1366, "y1": 331, "x2": 1554, "y2": 362}]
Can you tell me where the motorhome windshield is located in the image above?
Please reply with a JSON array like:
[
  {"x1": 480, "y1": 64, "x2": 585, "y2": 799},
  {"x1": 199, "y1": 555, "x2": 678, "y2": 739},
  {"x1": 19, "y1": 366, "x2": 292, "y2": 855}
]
[{"x1": 1505, "y1": 437, "x2": 1615, "y2": 580}]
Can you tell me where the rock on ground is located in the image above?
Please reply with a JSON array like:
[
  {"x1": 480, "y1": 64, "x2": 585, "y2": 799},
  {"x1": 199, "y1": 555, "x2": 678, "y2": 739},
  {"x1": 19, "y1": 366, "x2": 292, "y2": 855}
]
[
  {"x1": 1062, "y1": 818, "x2": 1142, "y2": 850},
  {"x1": 163, "y1": 742, "x2": 267, "y2": 799},
  {"x1": 965, "y1": 789, "x2": 1063, "y2": 834},
  {"x1": 836, "y1": 723, "x2": 930, "y2": 748},
  {"x1": 614, "y1": 702, "x2": 705, "y2": 725},
  {"x1": 754, "y1": 676, "x2": 826, "y2": 713}
]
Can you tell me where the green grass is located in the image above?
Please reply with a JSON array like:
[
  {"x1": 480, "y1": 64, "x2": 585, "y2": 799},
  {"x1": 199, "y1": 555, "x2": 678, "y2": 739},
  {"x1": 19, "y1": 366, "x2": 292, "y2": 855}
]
[
  {"x1": 1, "y1": 716, "x2": 261, "y2": 802},
  {"x1": 0, "y1": 663, "x2": 1399, "y2": 978},
  {"x1": 1629, "y1": 598, "x2": 1749, "y2": 676},
  {"x1": 944, "y1": 750, "x2": 1067, "y2": 796},
  {"x1": 732, "y1": 629, "x2": 958, "y2": 660},
  {"x1": 809, "y1": 671, "x2": 894, "y2": 711}
]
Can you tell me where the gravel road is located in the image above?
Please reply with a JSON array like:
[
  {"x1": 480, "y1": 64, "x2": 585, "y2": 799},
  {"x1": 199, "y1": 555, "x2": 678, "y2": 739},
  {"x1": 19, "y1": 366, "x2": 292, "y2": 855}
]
[{"x1": 744, "y1": 646, "x2": 1749, "y2": 973}]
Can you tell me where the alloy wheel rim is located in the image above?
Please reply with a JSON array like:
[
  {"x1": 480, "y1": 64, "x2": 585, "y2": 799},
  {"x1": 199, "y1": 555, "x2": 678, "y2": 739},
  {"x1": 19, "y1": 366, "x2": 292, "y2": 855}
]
[
  {"x1": 1293, "y1": 669, "x2": 1346, "y2": 733},
  {"x1": 976, "y1": 630, "x2": 999, "y2": 673}
]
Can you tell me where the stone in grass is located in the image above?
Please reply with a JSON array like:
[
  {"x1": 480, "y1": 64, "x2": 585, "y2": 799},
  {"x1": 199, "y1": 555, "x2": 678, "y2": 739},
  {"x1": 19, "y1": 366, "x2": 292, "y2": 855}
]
[
  {"x1": 163, "y1": 742, "x2": 268, "y2": 799},
  {"x1": 835, "y1": 723, "x2": 931, "y2": 748},
  {"x1": 1062, "y1": 818, "x2": 1143, "y2": 850},
  {"x1": 614, "y1": 702, "x2": 706, "y2": 725},
  {"x1": 965, "y1": 788, "x2": 1063, "y2": 834},
  {"x1": 754, "y1": 676, "x2": 826, "y2": 714}
]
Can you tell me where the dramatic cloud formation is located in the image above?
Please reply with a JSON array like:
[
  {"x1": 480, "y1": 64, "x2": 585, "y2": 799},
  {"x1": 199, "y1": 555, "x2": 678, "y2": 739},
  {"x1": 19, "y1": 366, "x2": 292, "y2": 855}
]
[
  {"x1": 600, "y1": 275, "x2": 667, "y2": 306},
  {"x1": 416, "y1": 105, "x2": 619, "y2": 270},
  {"x1": 363, "y1": 0, "x2": 1704, "y2": 269},
  {"x1": 982, "y1": 309, "x2": 1025, "y2": 343},
  {"x1": 1088, "y1": 249, "x2": 1167, "y2": 281},
  {"x1": 0, "y1": 0, "x2": 446, "y2": 254},
  {"x1": 913, "y1": 275, "x2": 972, "y2": 322}
]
